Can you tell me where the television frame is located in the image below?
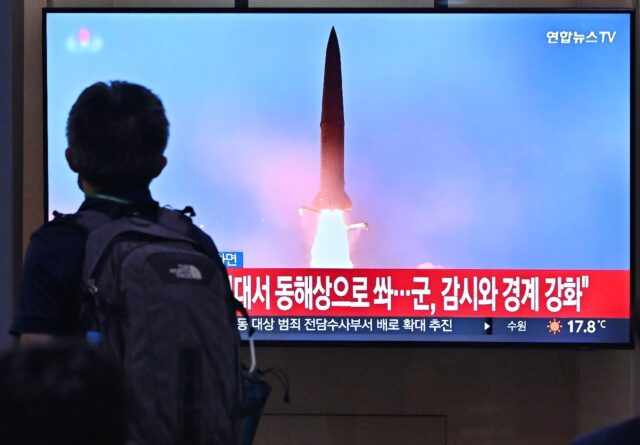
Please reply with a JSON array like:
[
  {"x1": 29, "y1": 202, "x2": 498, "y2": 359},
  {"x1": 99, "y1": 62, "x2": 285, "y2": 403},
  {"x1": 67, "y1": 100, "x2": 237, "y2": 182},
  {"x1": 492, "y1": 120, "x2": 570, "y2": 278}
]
[{"x1": 42, "y1": 7, "x2": 636, "y2": 348}]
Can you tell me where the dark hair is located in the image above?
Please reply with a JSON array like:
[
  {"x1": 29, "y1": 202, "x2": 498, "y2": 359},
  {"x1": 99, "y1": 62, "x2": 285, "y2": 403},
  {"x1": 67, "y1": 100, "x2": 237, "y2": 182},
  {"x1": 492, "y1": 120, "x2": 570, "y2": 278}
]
[
  {"x1": 0, "y1": 342, "x2": 128, "y2": 445},
  {"x1": 66, "y1": 81, "x2": 169, "y2": 189}
]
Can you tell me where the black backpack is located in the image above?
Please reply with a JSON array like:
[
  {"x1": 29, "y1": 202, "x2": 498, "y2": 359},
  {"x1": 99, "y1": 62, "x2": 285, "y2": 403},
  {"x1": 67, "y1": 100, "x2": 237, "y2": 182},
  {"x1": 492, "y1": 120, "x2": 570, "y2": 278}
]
[{"x1": 68, "y1": 206, "x2": 242, "y2": 445}]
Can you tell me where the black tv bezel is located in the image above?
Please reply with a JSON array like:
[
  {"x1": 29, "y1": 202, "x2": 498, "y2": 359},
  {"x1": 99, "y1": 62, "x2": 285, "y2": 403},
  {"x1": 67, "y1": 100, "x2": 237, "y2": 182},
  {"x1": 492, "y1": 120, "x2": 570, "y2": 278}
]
[{"x1": 42, "y1": 7, "x2": 636, "y2": 349}]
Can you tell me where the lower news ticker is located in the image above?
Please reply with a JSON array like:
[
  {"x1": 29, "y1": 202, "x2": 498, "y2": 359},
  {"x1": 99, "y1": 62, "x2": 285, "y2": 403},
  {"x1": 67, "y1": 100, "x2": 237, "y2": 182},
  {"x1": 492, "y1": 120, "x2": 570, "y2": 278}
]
[{"x1": 227, "y1": 268, "x2": 630, "y2": 344}]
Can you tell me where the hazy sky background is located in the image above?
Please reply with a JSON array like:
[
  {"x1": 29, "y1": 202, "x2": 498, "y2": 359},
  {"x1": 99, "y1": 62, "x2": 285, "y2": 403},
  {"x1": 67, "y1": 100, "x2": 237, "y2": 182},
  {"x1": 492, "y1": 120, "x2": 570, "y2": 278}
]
[{"x1": 46, "y1": 12, "x2": 631, "y2": 269}]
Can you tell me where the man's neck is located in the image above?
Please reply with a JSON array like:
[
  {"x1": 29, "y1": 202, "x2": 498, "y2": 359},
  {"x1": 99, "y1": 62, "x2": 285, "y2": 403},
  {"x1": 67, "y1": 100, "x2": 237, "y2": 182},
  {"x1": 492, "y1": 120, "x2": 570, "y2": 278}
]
[{"x1": 80, "y1": 179, "x2": 97, "y2": 195}]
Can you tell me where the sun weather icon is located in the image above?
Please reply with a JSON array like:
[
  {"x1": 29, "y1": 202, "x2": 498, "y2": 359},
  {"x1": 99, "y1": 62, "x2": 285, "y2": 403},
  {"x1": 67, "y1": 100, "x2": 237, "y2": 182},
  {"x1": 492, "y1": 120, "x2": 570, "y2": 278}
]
[{"x1": 547, "y1": 319, "x2": 562, "y2": 335}]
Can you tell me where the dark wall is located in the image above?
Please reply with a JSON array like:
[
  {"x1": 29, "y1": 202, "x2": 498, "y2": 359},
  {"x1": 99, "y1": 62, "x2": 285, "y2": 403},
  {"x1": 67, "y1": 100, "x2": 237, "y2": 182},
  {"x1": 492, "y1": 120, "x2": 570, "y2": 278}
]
[{"x1": 0, "y1": 0, "x2": 22, "y2": 351}]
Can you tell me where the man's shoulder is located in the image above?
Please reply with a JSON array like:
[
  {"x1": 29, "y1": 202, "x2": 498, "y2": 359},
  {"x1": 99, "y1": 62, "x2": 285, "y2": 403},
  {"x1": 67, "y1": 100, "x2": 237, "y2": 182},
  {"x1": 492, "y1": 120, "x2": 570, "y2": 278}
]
[
  {"x1": 573, "y1": 417, "x2": 640, "y2": 445},
  {"x1": 29, "y1": 215, "x2": 89, "y2": 248},
  {"x1": 23, "y1": 215, "x2": 88, "y2": 278}
]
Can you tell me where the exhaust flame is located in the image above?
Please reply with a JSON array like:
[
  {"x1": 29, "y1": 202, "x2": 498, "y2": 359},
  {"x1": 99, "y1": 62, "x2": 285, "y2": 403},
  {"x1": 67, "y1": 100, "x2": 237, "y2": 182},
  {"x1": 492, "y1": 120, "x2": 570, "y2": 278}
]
[{"x1": 310, "y1": 210, "x2": 353, "y2": 268}]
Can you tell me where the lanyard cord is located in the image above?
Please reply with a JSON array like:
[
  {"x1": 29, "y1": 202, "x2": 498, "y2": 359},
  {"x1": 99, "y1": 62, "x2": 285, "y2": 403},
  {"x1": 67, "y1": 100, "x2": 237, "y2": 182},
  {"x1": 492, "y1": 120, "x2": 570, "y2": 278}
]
[{"x1": 85, "y1": 192, "x2": 133, "y2": 205}]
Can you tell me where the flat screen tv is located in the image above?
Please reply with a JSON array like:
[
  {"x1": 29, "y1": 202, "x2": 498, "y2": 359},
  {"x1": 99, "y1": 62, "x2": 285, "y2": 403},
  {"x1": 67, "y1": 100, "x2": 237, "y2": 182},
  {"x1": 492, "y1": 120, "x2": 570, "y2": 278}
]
[{"x1": 44, "y1": 8, "x2": 633, "y2": 345}]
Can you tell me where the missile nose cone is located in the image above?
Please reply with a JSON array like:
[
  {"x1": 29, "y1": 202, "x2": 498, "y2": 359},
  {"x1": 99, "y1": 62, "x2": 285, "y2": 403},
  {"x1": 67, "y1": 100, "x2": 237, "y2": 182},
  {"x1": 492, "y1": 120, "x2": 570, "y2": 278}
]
[
  {"x1": 322, "y1": 27, "x2": 344, "y2": 125},
  {"x1": 328, "y1": 26, "x2": 338, "y2": 46},
  {"x1": 326, "y1": 27, "x2": 340, "y2": 63}
]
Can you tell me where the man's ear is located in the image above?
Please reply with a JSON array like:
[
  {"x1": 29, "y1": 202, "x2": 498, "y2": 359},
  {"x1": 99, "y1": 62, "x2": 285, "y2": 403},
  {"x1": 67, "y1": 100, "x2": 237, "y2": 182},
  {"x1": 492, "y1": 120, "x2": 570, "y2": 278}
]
[
  {"x1": 65, "y1": 147, "x2": 78, "y2": 173},
  {"x1": 152, "y1": 155, "x2": 167, "y2": 178}
]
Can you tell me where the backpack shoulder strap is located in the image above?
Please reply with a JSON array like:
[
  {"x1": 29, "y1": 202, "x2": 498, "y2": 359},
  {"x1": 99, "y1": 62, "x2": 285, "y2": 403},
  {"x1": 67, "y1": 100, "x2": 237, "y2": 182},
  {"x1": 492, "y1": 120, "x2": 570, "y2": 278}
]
[{"x1": 156, "y1": 207, "x2": 196, "y2": 237}]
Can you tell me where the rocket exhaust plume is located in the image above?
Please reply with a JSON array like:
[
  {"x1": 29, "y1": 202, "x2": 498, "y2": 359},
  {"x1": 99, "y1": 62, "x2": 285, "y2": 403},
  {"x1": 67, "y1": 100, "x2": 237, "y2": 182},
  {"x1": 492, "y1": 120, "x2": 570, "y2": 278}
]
[{"x1": 312, "y1": 26, "x2": 352, "y2": 211}]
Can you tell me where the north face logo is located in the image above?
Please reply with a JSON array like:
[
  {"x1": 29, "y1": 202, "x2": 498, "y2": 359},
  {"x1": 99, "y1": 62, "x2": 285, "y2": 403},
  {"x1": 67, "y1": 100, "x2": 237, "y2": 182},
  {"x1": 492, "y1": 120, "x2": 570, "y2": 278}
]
[{"x1": 169, "y1": 264, "x2": 203, "y2": 280}]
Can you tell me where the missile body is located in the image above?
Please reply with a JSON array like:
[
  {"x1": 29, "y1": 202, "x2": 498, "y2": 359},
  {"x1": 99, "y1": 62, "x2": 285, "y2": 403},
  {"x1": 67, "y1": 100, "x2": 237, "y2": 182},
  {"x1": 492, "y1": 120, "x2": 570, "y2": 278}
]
[{"x1": 312, "y1": 27, "x2": 353, "y2": 211}]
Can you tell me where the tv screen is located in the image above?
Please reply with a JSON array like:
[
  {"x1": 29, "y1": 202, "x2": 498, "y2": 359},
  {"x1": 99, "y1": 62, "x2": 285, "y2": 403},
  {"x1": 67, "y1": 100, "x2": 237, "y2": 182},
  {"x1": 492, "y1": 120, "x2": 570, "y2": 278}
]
[{"x1": 45, "y1": 9, "x2": 632, "y2": 345}]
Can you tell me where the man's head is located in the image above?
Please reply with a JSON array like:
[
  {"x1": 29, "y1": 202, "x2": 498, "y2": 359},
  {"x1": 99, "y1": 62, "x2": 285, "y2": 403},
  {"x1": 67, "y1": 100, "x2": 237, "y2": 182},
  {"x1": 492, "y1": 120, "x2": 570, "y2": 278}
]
[
  {"x1": 0, "y1": 342, "x2": 128, "y2": 445},
  {"x1": 66, "y1": 81, "x2": 169, "y2": 191}
]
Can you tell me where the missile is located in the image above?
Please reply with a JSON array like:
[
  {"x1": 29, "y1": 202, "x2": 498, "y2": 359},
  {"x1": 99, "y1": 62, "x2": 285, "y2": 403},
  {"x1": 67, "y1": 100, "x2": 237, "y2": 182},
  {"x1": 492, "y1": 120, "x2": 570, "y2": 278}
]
[{"x1": 312, "y1": 27, "x2": 353, "y2": 211}]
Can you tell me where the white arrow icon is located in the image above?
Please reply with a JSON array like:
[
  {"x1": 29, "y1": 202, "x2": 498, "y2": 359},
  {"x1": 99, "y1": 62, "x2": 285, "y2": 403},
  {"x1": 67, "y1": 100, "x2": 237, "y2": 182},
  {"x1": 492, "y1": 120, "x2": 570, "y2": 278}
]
[{"x1": 484, "y1": 322, "x2": 491, "y2": 331}]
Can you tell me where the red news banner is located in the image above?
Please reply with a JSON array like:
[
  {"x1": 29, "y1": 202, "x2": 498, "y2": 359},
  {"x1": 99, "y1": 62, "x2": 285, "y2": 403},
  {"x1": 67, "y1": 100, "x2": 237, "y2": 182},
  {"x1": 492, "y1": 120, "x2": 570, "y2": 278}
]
[{"x1": 228, "y1": 269, "x2": 630, "y2": 319}]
